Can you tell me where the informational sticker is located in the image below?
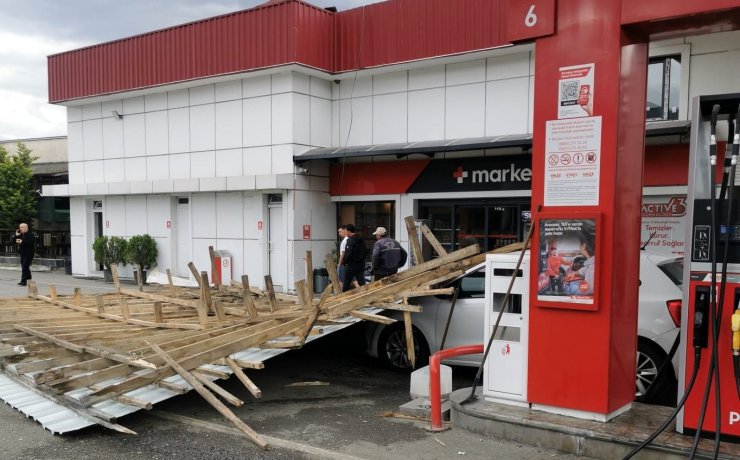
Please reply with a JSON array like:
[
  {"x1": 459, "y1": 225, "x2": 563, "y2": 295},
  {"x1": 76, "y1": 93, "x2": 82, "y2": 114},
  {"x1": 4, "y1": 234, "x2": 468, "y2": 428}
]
[
  {"x1": 640, "y1": 195, "x2": 687, "y2": 256},
  {"x1": 537, "y1": 218, "x2": 596, "y2": 305},
  {"x1": 558, "y1": 63, "x2": 594, "y2": 119},
  {"x1": 544, "y1": 116, "x2": 602, "y2": 206}
]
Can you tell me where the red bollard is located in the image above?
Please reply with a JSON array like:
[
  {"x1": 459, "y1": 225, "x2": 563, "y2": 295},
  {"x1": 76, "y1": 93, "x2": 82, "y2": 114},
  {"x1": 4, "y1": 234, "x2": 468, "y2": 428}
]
[{"x1": 428, "y1": 344, "x2": 484, "y2": 431}]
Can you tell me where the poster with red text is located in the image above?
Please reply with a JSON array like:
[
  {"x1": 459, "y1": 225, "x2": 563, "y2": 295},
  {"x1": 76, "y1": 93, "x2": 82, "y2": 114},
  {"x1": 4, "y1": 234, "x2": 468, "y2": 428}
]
[{"x1": 640, "y1": 195, "x2": 687, "y2": 256}]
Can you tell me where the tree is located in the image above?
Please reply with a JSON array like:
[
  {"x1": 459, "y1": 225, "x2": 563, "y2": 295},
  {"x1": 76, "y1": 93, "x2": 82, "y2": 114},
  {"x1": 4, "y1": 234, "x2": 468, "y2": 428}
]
[{"x1": 0, "y1": 143, "x2": 38, "y2": 229}]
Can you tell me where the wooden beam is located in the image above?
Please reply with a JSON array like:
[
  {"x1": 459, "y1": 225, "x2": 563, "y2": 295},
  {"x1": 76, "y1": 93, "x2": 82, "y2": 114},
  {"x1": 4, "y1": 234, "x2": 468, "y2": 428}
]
[
  {"x1": 156, "y1": 379, "x2": 189, "y2": 394},
  {"x1": 49, "y1": 285, "x2": 58, "y2": 301},
  {"x1": 153, "y1": 301, "x2": 163, "y2": 323},
  {"x1": 73, "y1": 288, "x2": 82, "y2": 306},
  {"x1": 420, "y1": 223, "x2": 448, "y2": 256},
  {"x1": 147, "y1": 341, "x2": 268, "y2": 449},
  {"x1": 226, "y1": 358, "x2": 262, "y2": 398},
  {"x1": 305, "y1": 250, "x2": 313, "y2": 295},
  {"x1": 241, "y1": 275, "x2": 257, "y2": 318},
  {"x1": 396, "y1": 288, "x2": 455, "y2": 298},
  {"x1": 200, "y1": 272, "x2": 213, "y2": 312},
  {"x1": 404, "y1": 216, "x2": 424, "y2": 266},
  {"x1": 119, "y1": 297, "x2": 130, "y2": 319},
  {"x1": 110, "y1": 263, "x2": 121, "y2": 292},
  {"x1": 166, "y1": 268, "x2": 175, "y2": 295},
  {"x1": 27, "y1": 280, "x2": 38, "y2": 297},
  {"x1": 191, "y1": 371, "x2": 243, "y2": 407},
  {"x1": 325, "y1": 253, "x2": 342, "y2": 295},
  {"x1": 208, "y1": 246, "x2": 219, "y2": 288},
  {"x1": 349, "y1": 310, "x2": 396, "y2": 325},
  {"x1": 188, "y1": 262, "x2": 202, "y2": 288},
  {"x1": 403, "y1": 303, "x2": 416, "y2": 369},
  {"x1": 263, "y1": 275, "x2": 278, "y2": 313},
  {"x1": 371, "y1": 302, "x2": 422, "y2": 313}
]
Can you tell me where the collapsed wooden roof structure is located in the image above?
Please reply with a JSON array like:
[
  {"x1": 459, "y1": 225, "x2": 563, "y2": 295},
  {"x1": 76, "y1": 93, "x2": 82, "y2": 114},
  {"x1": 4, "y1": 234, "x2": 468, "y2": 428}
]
[{"x1": 0, "y1": 216, "x2": 521, "y2": 449}]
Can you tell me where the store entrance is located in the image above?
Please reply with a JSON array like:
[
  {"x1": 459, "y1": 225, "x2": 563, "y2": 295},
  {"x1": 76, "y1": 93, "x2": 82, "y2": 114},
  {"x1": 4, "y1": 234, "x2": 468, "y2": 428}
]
[{"x1": 419, "y1": 200, "x2": 529, "y2": 256}]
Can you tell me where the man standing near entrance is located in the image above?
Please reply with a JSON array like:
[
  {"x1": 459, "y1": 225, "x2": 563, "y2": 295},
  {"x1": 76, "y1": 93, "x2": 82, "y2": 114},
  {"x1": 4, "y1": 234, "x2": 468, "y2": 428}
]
[
  {"x1": 371, "y1": 227, "x2": 407, "y2": 280},
  {"x1": 14, "y1": 223, "x2": 35, "y2": 286},
  {"x1": 342, "y1": 224, "x2": 366, "y2": 292}
]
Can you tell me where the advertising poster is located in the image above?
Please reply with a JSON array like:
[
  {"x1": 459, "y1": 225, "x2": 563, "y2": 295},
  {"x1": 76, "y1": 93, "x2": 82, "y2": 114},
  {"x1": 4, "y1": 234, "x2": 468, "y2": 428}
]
[
  {"x1": 558, "y1": 63, "x2": 594, "y2": 119},
  {"x1": 544, "y1": 116, "x2": 602, "y2": 206},
  {"x1": 640, "y1": 195, "x2": 687, "y2": 256},
  {"x1": 537, "y1": 218, "x2": 596, "y2": 305}
]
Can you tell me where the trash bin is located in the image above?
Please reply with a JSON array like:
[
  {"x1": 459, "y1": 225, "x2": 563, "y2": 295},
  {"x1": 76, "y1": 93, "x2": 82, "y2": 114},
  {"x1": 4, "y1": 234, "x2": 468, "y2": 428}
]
[
  {"x1": 64, "y1": 257, "x2": 72, "y2": 275},
  {"x1": 313, "y1": 268, "x2": 329, "y2": 294}
]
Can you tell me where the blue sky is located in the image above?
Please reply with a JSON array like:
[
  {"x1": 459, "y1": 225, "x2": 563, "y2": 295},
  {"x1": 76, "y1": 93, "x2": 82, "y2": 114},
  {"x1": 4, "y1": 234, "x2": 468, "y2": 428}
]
[{"x1": 0, "y1": 0, "x2": 382, "y2": 140}]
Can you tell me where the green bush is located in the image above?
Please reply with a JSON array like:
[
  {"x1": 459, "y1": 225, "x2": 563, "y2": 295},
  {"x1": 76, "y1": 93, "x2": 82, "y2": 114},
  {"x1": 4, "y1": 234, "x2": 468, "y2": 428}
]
[
  {"x1": 92, "y1": 235, "x2": 128, "y2": 269},
  {"x1": 126, "y1": 234, "x2": 158, "y2": 272}
]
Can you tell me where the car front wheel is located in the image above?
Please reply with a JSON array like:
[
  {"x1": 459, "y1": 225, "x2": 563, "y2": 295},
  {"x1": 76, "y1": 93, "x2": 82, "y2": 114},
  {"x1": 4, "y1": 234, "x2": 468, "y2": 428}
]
[
  {"x1": 377, "y1": 324, "x2": 430, "y2": 373},
  {"x1": 636, "y1": 338, "x2": 676, "y2": 403}
]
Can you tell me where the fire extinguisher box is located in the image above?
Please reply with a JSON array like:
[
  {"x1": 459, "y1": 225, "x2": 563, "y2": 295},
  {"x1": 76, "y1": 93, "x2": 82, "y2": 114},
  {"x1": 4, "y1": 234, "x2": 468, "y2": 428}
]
[{"x1": 213, "y1": 250, "x2": 232, "y2": 285}]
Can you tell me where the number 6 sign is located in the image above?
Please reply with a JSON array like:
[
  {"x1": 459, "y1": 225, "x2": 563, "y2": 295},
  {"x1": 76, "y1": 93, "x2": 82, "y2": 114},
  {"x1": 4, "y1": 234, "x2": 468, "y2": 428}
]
[{"x1": 504, "y1": 0, "x2": 556, "y2": 43}]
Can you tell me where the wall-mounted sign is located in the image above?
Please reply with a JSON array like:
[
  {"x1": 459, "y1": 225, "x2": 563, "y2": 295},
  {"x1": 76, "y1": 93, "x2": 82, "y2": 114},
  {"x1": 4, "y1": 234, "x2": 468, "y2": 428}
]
[
  {"x1": 504, "y1": 0, "x2": 556, "y2": 43},
  {"x1": 257, "y1": 220, "x2": 263, "y2": 231},
  {"x1": 558, "y1": 63, "x2": 594, "y2": 119},
  {"x1": 105, "y1": 220, "x2": 110, "y2": 228},
  {"x1": 640, "y1": 195, "x2": 687, "y2": 256},
  {"x1": 408, "y1": 156, "x2": 532, "y2": 193},
  {"x1": 544, "y1": 116, "x2": 602, "y2": 206},
  {"x1": 166, "y1": 220, "x2": 171, "y2": 229},
  {"x1": 302, "y1": 224, "x2": 311, "y2": 240},
  {"x1": 537, "y1": 217, "x2": 597, "y2": 307}
]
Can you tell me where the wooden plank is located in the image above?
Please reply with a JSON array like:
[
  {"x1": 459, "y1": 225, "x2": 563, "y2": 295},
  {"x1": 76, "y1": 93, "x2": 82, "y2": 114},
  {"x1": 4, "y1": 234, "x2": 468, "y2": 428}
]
[
  {"x1": 166, "y1": 268, "x2": 175, "y2": 295},
  {"x1": 154, "y1": 301, "x2": 163, "y2": 323},
  {"x1": 27, "y1": 280, "x2": 38, "y2": 297},
  {"x1": 192, "y1": 371, "x2": 244, "y2": 407},
  {"x1": 213, "y1": 299, "x2": 226, "y2": 322},
  {"x1": 209, "y1": 246, "x2": 219, "y2": 288},
  {"x1": 349, "y1": 310, "x2": 396, "y2": 325},
  {"x1": 82, "y1": 318, "x2": 306, "y2": 405},
  {"x1": 306, "y1": 250, "x2": 314, "y2": 295},
  {"x1": 147, "y1": 341, "x2": 268, "y2": 449},
  {"x1": 188, "y1": 262, "x2": 202, "y2": 288},
  {"x1": 404, "y1": 216, "x2": 424, "y2": 265},
  {"x1": 15, "y1": 325, "x2": 158, "y2": 370},
  {"x1": 73, "y1": 288, "x2": 82, "y2": 306},
  {"x1": 96, "y1": 295, "x2": 106, "y2": 314},
  {"x1": 241, "y1": 275, "x2": 257, "y2": 318},
  {"x1": 295, "y1": 279, "x2": 313, "y2": 311},
  {"x1": 226, "y1": 358, "x2": 262, "y2": 398},
  {"x1": 420, "y1": 223, "x2": 447, "y2": 256},
  {"x1": 264, "y1": 275, "x2": 278, "y2": 313},
  {"x1": 118, "y1": 288, "x2": 201, "y2": 309},
  {"x1": 49, "y1": 285, "x2": 58, "y2": 301},
  {"x1": 200, "y1": 272, "x2": 213, "y2": 312},
  {"x1": 403, "y1": 305, "x2": 416, "y2": 369},
  {"x1": 111, "y1": 263, "x2": 121, "y2": 292},
  {"x1": 194, "y1": 366, "x2": 231, "y2": 380},
  {"x1": 371, "y1": 302, "x2": 422, "y2": 313},
  {"x1": 226, "y1": 359, "x2": 264, "y2": 370},
  {"x1": 396, "y1": 288, "x2": 455, "y2": 298},
  {"x1": 325, "y1": 253, "x2": 342, "y2": 295},
  {"x1": 119, "y1": 297, "x2": 130, "y2": 319},
  {"x1": 156, "y1": 379, "x2": 189, "y2": 394}
]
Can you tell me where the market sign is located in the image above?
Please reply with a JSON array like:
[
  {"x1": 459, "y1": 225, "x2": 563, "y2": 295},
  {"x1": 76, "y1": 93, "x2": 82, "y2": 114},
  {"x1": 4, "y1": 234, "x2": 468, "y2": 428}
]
[{"x1": 408, "y1": 156, "x2": 532, "y2": 193}]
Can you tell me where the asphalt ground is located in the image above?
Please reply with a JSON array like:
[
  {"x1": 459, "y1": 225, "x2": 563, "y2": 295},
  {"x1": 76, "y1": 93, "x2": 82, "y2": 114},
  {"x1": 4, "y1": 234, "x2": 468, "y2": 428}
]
[{"x1": 0, "y1": 265, "x2": 592, "y2": 459}]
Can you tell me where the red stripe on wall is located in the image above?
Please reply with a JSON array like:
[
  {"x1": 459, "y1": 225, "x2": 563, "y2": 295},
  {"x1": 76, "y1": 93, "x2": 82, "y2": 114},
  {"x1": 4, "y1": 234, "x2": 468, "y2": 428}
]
[
  {"x1": 643, "y1": 144, "x2": 689, "y2": 186},
  {"x1": 330, "y1": 160, "x2": 431, "y2": 195}
]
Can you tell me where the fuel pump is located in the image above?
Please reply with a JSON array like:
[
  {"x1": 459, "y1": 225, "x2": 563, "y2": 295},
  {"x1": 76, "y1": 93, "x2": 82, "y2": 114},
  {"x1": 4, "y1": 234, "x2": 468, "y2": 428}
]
[{"x1": 678, "y1": 93, "x2": 740, "y2": 443}]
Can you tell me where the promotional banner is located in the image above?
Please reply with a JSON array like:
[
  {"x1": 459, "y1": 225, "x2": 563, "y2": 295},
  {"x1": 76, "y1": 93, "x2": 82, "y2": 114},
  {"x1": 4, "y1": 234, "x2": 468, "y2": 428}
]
[
  {"x1": 640, "y1": 195, "x2": 687, "y2": 256},
  {"x1": 537, "y1": 218, "x2": 596, "y2": 305}
]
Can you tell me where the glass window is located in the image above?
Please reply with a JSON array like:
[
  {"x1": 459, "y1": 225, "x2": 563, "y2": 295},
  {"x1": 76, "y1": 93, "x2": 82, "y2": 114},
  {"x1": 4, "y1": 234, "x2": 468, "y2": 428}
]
[
  {"x1": 459, "y1": 269, "x2": 486, "y2": 298},
  {"x1": 646, "y1": 55, "x2": 681, "y2": 121},
  {"x1": 339, "y1": 201, "x2": 395, "y2": 261}
]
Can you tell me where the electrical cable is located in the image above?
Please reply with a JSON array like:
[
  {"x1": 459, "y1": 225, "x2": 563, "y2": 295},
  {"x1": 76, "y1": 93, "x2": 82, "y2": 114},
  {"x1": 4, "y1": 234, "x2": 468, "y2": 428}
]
[
  {"x1": 689, "y1": 105, "x2": 727, "y2": 460},
  {"x1": 622, "y1": 348, "x2": 703, "y2": 459},
  {"x1": 626, "y1": 104, "x2": 720, "y2": 459}
]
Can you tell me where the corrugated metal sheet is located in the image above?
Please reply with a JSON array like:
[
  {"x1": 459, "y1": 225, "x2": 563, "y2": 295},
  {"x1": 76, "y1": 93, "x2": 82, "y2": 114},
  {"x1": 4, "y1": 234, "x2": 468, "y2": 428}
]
[
  {"x1": 48, "y1": 1, "x2": 335, "y2": 103},
  {"x1": 335, "y1": 0, "x2": 504, "y2": 72},
  {"x1": 48, "y1": 0, "x2": 508, "y2": 103},
  {"x1": 0, "y1": 314, "x2": 375, "y2": 434}
]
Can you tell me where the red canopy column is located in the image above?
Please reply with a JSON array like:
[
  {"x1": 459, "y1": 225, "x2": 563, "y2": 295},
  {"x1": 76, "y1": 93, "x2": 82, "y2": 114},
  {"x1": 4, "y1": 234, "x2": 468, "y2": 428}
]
[{"x1": 527, "y1": 0, "x2": 648, "y2": 418}]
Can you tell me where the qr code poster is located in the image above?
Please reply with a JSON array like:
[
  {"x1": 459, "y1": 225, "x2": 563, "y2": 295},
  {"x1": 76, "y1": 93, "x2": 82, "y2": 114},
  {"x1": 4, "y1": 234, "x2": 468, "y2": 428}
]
[{"x1": 558, "y1": 63, "x2": 594, "y2": 119}]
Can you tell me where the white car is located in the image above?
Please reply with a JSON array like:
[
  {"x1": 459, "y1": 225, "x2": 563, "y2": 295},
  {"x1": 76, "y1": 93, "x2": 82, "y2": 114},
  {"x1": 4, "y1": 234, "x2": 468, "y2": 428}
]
[{"x1": 365, "y1": 251, "x2": 683, "y2": 403}]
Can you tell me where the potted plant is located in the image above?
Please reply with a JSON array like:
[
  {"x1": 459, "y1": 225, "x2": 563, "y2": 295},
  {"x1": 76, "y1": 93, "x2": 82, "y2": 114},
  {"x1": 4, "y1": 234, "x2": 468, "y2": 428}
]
[
  {"x1": 92, "y1": 235, "x2": 128, "y2": 282},
  {"x1": 125, "y1": 234, "x2": 158, "y2": 284}
]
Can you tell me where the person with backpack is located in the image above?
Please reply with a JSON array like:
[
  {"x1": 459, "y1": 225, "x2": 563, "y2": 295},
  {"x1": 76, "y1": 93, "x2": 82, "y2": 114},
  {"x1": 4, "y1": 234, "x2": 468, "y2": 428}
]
[
  {"x1": 342, "y1": 224, "x2": 367, "y2": 292},
  {"x1": 370, "y1": 226, "x2": 407, "y2": 280}
]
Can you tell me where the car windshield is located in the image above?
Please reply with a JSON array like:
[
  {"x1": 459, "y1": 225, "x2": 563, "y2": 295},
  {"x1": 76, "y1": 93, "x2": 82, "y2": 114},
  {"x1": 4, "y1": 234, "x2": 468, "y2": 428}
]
[{"x1": 657, "y1": 258, "x2": 683, "y2": 286}]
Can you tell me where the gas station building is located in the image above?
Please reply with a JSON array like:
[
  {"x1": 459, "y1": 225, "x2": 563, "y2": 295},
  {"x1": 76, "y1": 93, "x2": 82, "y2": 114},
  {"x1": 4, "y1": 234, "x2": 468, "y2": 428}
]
[{"x1": 45, "y1": 0, "x2": 740, "y2": 427}]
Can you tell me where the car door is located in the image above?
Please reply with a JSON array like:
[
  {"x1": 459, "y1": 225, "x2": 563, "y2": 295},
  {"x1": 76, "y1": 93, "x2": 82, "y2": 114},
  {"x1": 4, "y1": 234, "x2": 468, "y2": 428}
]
[{"x1": 434, "y1": 267, "x2": 486, "y2": 366}]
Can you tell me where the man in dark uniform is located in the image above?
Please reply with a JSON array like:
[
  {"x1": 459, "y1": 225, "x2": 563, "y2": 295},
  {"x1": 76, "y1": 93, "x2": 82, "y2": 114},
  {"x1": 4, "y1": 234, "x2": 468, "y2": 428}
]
[
  {"x1": 342, "y1": 224, "x2": 367, "y2": 292},
  {"x1": 14, "y1": 223, "x2": 35, "y2": 286}
]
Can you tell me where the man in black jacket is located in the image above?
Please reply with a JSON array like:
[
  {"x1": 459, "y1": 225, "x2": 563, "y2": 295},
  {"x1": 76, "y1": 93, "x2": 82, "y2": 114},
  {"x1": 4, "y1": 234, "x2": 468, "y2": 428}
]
[
  {"x1": 371, "y1": 226, "x2": 407, "y2": 280},
  {"x1": 342, "y1": 224, "x2": 367, "y2": 292},
  {"x1": 14, "y1": 223, "x2": 35, "y2": 286}
]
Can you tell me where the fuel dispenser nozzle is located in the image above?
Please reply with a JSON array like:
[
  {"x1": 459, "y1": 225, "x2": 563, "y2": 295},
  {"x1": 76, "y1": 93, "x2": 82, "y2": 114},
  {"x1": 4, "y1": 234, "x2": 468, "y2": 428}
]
[{"x1": 733, "y1": 308, "x2": 740, "y2": 399}]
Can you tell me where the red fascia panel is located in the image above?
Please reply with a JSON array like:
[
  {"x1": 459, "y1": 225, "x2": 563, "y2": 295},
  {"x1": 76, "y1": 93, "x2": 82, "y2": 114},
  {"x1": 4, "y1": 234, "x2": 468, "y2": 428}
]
[
  {"x1": 47, "y1": 1, "x2": 334, "y2": 103},
  {"x1": 621, "y1": 0, "x2": 739, "y2": 26},
  {"x1": 335, "y1": 0, "x2": 504, "y2": 72},
  {"x1": 329, "y1": 160, "x2": 430, "y2": 196},
  {"x1": 643, "y1": 144, "x2": 689, "y2": 186}
]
